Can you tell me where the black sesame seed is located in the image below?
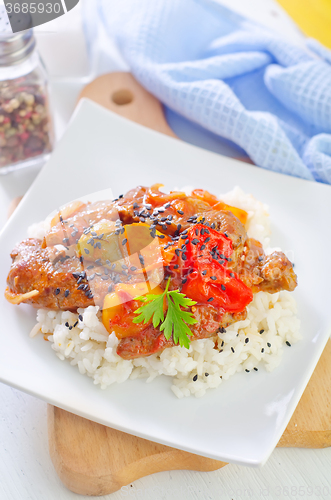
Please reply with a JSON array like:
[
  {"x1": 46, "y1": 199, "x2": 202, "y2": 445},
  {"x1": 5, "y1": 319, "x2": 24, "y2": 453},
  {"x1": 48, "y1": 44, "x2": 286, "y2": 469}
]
[
  {"x1": 258, "y1": 256, "x2": 264, "y2": 262},
  {"x1": 182, "y1": 253, "x2": 187, "y2": 261},
  {"x1": 205, "y1": 237, "x2": 210, "y2": 243},
  {"x1": 286, "y1": 341, "x2": 291, "y2": 347},
  {"x1": 64, "y1": 290, "x2": 70, "y2": 297},
  {"x1": 139, "y1": 255, "x2": 145, "y2": 266},
  {"x1": 230, "y1": 272, "x2": 235, "y2": 278},
  {"x1": 118, "y1": 194, "x2": 123, "y2": 199},
  {"x1": 182, "y1": 278, "x2": 187, "y2": 284},
  {"x1": 108, "y1": 285, "x2": 113, "y2": 293},
  {"x1": 122, "y1": 238, "x2": 128, "y2": 246},
  {"x1": 201, "y1": 229, "x2": 205, "y2": 236},
  {"x1": 174, "y1": 264, "x2": 179, "y2": 269},
  {"x1": 254, "y1": 367, "x2": 258, "y2": 371},
  {"x1": 78, "y1": 314, "x2": 83, "y2": 321},
  {"x1": 195, "y1": 228, "x2": 199, "y2": 236},
  {"x1": 193, "y1": 374, "x2": 198, "y2": 382},
  {"x1": 207, "y1": 297, "x2": 213, "y2": 302},
  {"x1": 205, "y1": 373, "x2": 209, "y2": 377},
  {"x1": 200, "y1": 244, "x2": 206, "y2": 251},
  {"x1": 177, "y1": 210, "x2": 184, "y2": 215},
  {"x1": 245, "y1": 369, "x2": 250, "y2": 373},
  {"x1": 259, "y1": 329, "x2": 264, "y2": 334},
  {"x1": 210, "y1": 276, "x2": 217, "y2": 281},
  {"x1": 231, "y1": 347, "x2": 235, "y2": 353},
  {"x1": 261, "y1": 348, "x2": 264, "y2": 353},
  {"x1": 267, "y1": 342, "x2": 271, "y2": 348},
  {"x1": 77, "y1": 284, "x2": 85, "y2": 290},
  {"x1": 65, "y1": 322, "x2": 69, "y2": 327},
  {"x1": 221, "y1": 284, "x2": 226, "y2": 291},
  {"x1": 84, "y1": 248, "x2": 89, "y2": 254},
  {"x1": 62, "y1": 237, "x2": 69, "y2": 244},
  {"x1": 245, "y1": 338, "x2": 249, "y2": 343},
  {"x1": 201, "y1": 270, "x2": 207, "y2": 276},
  {"x1": 133, "y1": 202, "x2": 139, "y2": 209},
  {"x1": 192, "y1": 239, "x2": 199, "y2": 245},
  {"x1": 73, "y1": 321, "x2": 78, "y2": 328},
  {"x1": 130, "y1": 266, "x2": 137, "y2": 271},
  {"x1": 164, "y1": 202, "x2": 171, "y2": 209}
]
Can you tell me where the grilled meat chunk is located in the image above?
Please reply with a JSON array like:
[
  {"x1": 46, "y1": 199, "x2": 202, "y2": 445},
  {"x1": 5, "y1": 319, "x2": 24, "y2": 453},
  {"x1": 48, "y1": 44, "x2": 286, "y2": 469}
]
[
  {"x1": 5, "y1": 238, "x2": 143, "y2": 310},
  {"x1": 117, "y1": 306, "x2": 247, "y2": 359}
]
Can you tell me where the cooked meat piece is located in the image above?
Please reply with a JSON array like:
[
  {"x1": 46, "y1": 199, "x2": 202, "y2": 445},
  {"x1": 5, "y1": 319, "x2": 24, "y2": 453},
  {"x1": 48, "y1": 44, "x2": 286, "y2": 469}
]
[
  {"x1": 117, "y1": 184, "x2": 211, "y2": 235},
  {"x1": 5, "y1": 239, "x2": 142, "y2": 310},
  {"x1": 117, "y1": 306, "x2": 247, "y2": 359},
  {"x1": 237, "y1": 238, "x2": 297, "y2": 292},
  {"x1": 46, "y1": 200, "x2": 119, "y2": 246},
  {"x1": 258, "y1": 251, "x2": 297, "y2": 293}
]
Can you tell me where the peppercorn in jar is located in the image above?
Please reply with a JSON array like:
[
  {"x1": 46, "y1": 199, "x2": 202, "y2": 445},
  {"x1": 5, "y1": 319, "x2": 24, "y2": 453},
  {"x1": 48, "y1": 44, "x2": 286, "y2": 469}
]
[{"x1": 0, "y1": 7, "x2": 53, "y2": 174}]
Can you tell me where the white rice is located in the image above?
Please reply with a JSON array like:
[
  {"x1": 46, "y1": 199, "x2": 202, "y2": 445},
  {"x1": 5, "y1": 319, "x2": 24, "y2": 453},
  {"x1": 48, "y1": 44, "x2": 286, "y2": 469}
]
[{"x1": 29, "y1": 187, "x2": 301, "y2": 398}]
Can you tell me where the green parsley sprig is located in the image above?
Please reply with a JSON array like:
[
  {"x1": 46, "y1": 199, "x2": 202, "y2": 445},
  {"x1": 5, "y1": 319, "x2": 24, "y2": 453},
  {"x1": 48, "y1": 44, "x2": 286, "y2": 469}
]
[{"x1": 132, "y1": 278, "x2": 197, "y2": 349}]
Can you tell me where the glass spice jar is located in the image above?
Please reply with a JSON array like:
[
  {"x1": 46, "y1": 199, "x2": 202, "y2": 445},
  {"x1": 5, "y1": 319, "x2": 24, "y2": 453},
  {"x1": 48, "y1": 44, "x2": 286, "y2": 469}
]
[{"x1": 0, "y1": 7, "x2": 53, "y2": 174}]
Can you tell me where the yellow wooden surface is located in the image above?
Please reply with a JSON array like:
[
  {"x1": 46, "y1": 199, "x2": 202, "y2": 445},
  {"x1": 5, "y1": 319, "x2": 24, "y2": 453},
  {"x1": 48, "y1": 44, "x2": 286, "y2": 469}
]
[{"x1": 276, "y1": 0, "x2": 331, "y2": 48}]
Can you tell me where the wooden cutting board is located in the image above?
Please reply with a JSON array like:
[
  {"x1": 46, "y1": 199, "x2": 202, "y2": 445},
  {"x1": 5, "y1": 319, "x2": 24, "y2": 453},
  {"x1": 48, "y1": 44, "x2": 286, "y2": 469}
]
[{"x1": 42, "y1": 73, "x2": 331, "y2": 496}]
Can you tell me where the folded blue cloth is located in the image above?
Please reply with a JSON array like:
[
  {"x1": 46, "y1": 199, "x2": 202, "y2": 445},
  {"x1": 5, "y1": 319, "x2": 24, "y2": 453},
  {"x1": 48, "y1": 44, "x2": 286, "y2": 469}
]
[{"x1": 83, "y1": 0, "x2": 331, "y2": 184}]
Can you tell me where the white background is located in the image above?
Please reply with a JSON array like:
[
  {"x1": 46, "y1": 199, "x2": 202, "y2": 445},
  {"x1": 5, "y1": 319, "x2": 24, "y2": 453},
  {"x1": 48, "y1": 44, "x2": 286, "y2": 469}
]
[{"x1": 0, "y1": 1, "x2": 330, "y2": 499}]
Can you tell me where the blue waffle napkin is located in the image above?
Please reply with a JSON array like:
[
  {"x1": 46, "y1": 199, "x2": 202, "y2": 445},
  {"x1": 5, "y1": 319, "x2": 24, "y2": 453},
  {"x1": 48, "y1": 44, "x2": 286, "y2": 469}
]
[{"x1": 83, "y1": 0, "x2": 331, "y2": 184}]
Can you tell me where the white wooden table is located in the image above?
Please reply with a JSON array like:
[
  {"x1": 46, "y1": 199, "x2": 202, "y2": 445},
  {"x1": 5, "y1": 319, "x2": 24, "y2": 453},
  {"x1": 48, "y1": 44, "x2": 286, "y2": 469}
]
[{"x1": 0, "y1": 2, "x2": 330, "y2": 498}]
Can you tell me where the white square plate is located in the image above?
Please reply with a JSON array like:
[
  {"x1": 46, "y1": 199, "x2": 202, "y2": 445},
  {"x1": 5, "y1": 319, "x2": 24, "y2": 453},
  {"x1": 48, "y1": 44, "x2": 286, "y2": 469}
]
[{"x1": 1, "y1": 99, "x2": 330, "y2": 466}]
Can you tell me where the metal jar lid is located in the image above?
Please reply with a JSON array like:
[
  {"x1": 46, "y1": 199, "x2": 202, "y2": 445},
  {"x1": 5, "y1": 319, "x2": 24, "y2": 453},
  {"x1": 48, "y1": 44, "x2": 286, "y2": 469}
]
[{"x1": 0, "y1": 5, "x2": 35, "y2": 66}]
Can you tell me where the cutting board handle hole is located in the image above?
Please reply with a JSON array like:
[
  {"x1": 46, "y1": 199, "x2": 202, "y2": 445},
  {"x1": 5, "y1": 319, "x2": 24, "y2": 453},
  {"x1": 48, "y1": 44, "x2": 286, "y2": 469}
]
[{"x1": 111, "y1": 89, "x2": 134, "y2": 106}]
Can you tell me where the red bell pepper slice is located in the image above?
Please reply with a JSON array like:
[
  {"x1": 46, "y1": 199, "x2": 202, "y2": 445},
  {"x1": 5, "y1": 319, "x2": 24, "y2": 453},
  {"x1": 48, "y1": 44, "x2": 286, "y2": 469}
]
[
  {"x1": 181, "y1": 262, "x2": 253, "y2": 312},
  {"x1": 184, "y1": 223, "x2": 233, "y2": 269}
]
